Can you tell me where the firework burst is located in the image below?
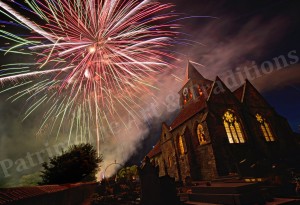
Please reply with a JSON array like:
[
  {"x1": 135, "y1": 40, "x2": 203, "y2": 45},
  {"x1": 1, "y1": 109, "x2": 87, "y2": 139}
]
[{"x1": 0, "y1": 0, "x2": 179, "y2": 152}]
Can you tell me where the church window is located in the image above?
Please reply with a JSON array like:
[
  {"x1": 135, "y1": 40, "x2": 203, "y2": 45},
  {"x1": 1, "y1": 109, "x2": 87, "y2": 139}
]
[
  {"x1": 178, "y1": 135, "x2": 185, "y2": 155},
  {"x1": 197, "y1": 85, "x2": 203, "y2": 96},
  {"x1": 197, "y1": 124, "x2": 207, "y2": 145},
  {"x1": 183, "y1": 88, "x2": 188, "y2": 104},
  {"x1": 256, "y1": 114, "x2": 275, "y2": 142},
  {"x1": 223, "y1": 110, "x2": 245, "y2": 143},
  {"x1": 189, "y1": 89, "x2": 193, "y2": 99},
  {"x1": 183, "y1": 94, "x2": 187, "y2": 105},
  {"x1": 183, "y1": 88, "x2": 193, "y2": 104}
]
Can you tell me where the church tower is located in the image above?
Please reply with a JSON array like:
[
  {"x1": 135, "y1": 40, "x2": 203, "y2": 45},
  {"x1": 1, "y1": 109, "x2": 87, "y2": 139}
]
[{"x1": 179, "y1": 62, "x2": 213, "y2": 108}]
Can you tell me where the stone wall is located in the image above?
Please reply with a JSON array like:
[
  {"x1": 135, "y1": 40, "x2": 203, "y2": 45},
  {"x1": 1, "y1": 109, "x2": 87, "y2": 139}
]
[{"x1": 161, "y1": 111, "x2": 219, "y2": 182}]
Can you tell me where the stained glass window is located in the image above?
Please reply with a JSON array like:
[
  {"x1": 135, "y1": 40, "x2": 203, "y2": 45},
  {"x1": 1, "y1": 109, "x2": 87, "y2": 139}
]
[
  {"x1": 178, "y1": 135, "x2": 185, "y2": 155},
  {"x1": 256, "y1": 114, "x2": 275, "y2": 142},
  {"x1": 198, "y1": 85, "x2": 203, "y2": 96},
  {"x1": 197, "y1": 124, "x2": 207, "y2": 145},
  {"x1": 223, "y1": 110, "x2": 245, "y2": 143}
]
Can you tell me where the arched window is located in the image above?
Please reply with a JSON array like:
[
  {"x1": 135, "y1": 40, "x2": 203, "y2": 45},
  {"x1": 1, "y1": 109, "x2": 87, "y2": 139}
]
[
  {"x1": 188, "y1": 89, "x2": 193, "y2": 99},
  {"x1": 178, "y1": 135, "x2": 185, "y2": 155},
  {"x1": 183, "y1": 88, "x2": 193, "y2": 105},
  {"x1": 256, "y1": 114, "x2": 275, "y2": 142},
  {"x1": 197, "y1": 85, "x2": 203, "y2": 96},
  {"x1": 223, "y1": 110, "x2": 245, "y2": 143},
  {"x1": 197, "y1": 124, "x2": 207, "y2": 145},
  {"x1": 183, "y1": 94, "x2": 187, "y2": 105}
]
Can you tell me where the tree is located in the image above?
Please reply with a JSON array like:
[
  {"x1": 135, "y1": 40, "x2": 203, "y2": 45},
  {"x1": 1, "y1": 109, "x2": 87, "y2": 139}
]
[{"x1": 40, "y1": 143, "x2": 102, "y2": 185}]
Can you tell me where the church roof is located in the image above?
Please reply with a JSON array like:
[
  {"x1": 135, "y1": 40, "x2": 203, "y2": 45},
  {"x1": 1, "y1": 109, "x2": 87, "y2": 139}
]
[
  {"x1": 170, "y1": 100, "x2": 206, "y2": 130},
  {"x1": 184, "y1": 62, "x2": 207, "y2": 84},
  {"x1": 147, "y1": 142, "x2": 161, "y2": 159},
  {"x1": 233, "y1": 80, "x2": 271, "y2": 107},
  {"x1": 233, "y1": 84, "x2": 245, "y2": 102}
]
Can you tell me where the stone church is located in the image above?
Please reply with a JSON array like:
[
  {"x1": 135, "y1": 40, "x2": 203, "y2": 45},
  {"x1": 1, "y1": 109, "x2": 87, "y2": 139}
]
[{"x1": 147, "y1": 62, "x2": 299, "y2": 183}]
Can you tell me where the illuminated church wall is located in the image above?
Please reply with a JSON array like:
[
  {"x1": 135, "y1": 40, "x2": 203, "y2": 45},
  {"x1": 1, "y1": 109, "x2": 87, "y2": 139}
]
[{"x1": 147, "y1": 63, "x2": 299, "y2": 183}]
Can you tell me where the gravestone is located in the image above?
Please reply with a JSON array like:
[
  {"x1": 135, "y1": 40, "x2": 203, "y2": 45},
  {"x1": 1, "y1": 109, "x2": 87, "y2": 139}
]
[
  {"x1": 139, "y1": 157, "x2": 162, "y2": 205},
  {"x1": 139, "y1": 156, "x2": 180, "y2": 205},
  {"x1": 160, "y1": 174, "x2": 180, "y2": 205}
]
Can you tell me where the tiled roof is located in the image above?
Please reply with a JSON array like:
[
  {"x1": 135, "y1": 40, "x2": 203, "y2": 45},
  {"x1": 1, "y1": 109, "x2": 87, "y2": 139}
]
[
  {"x1": 147, "y1": 142, "x2": 161, "y2": 159},
  {"x1": 0, "y1": 185, "x2": 67, "y2": 204},
  {"x1": 170, "y1": 100, "x2": 206, "y2": 130},
  {"x1": 0, "y1": 183, "x2": 93, "y2": 204}
]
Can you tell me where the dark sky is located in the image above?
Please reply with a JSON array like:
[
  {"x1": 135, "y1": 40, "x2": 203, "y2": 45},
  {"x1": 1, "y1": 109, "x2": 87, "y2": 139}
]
[
  {"x1": 129, "y1": 0, "x2": 300, "y2": 164},
  {"x1": 169, "y1": 0, "x2": 300, "y2": 130},
  {"x1": 0, "y1": 0, "x2": 299, "y2": 184}
]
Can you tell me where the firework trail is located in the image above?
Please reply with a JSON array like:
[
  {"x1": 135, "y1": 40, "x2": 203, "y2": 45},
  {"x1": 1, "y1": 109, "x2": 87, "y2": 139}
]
[{"x1": 0, "y1": 0, "x2": 180, "y2": 153}]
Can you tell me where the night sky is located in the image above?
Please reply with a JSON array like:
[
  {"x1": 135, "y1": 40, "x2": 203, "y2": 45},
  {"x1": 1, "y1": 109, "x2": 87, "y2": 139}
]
[
  {"x1": 130, "y1": 0, "x2": 300, "y2": 164},
  {"x1": 0, "y1": 0, "x2": 299, "y2": 185},
  {"x1": 167, "y1": 0, "x2": 300, "y2": 131}
]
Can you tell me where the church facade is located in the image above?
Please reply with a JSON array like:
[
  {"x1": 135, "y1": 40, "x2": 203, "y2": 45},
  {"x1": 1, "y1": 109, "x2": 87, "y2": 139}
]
[{"x1": 147, "y1": 62, "x2": 299, "y2": 183}]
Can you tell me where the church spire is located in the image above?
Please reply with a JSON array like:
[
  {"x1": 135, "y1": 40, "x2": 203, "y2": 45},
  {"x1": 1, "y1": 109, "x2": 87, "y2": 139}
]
[{"x1": 184, "y1": 61, "x2": 206, "y2": 84}]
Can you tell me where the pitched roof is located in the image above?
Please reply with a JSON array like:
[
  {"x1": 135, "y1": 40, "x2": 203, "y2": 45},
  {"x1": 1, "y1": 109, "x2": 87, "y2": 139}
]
[
  {"x1": 233, "y1": 84, "x2": 245, "y2": 102},
  {"x1": 170, "y1": 99, "x2": 206, "y2": 130},
  {"x1": 242, "y1": 80, "x2": 273, "y2": 108},
  {"x1": 147, "y1": 142, "x2": 161, "y2": 158}
]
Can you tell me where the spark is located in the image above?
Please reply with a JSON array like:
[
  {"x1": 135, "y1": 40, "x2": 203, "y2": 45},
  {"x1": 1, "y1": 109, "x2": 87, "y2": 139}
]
[{"x1": 0, "y1": 0, "x2": 179, "y2": 152}]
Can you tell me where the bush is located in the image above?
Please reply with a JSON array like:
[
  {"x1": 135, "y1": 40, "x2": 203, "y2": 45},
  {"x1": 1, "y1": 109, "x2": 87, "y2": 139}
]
[{"x1": 40, "y1": 143, "x2": 102, "y2": 184}]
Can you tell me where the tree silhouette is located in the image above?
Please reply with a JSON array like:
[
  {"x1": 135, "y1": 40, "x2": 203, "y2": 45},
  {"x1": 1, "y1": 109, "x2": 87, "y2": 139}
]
[{"x1": 40, "y1": 143, "x2": 102, "y2": 185}]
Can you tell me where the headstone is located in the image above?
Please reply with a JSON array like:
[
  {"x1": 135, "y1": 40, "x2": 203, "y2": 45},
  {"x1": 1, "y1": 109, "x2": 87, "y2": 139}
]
[
  {"x1": 139, "y1": 156, "x2": 180, "y2": 205},
  {"x1": 139, "y1": 156, "x2": 162, "y2": 205},
  {"x1": 160, "y1": 174, "x2": 180, "y2": 205}
]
